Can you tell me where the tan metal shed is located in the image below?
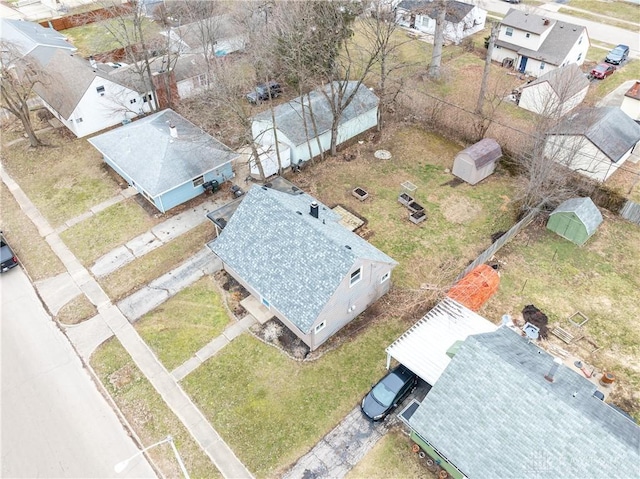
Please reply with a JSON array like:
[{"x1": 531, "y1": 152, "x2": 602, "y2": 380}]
[{"x1": 452, "y1": 138, "x2": 502, "y2": 185}]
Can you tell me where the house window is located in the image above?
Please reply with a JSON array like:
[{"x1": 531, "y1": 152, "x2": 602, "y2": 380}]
[
  {"x1": 96, "y1": 85, "x2": 105, "y2": 94},
  {"x1": 193, "y1": 175, "x2": 204, "y2": 187},
  {"x1": 130, "y1": 98, "x2": 137, "y2": 104},
  {"x1": 262, "y1": 297, "x2": 270, "y2": 308},
  {"x1": 142, "y1": 190, "x2": 154, "y2": 202},
  {"x1": 381, "y1": 271, "x2": 390, "y2": 283},
  {"x1": 143, "y1": 93, "x2": 153, "y2": 103},
  {"x1": 350, "y1": 267, "x2": 362, "y2": 287},
  {"x1": 525, "y1": 33, "x2": 530, "y2": 38},
  {"x1": 197, "y1": 74, "x2": 208, "y2": 87},
  {"x1": 314, "y1": 321, "x2": 326, "y2": 334},
  {"x1": 76, "y1": 117, "x2": 83, "y2": 123},
  {"x1": 578, "y1": 36, "x2": 583, "y2": 45},
  {"x1": 540, "y1": 62, "x2": 545, "y2": 70},
  {"x1": 505, "y1": 27, "x2": 513, "y2": 37},
  {"x1": 577, "y1": 53, "x2": 582, "y2": 61}
]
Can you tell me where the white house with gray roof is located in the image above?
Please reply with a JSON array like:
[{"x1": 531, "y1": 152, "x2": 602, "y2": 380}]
[
  {"x1": 208, "y1": 184, "x2": 397, "y2": 351},
  {"x1": 518, "y1": 63, "x2": 589, "y2": 117},
  {"x1": 493, "y1": 9, "x2": 589, "y2": 77},
  {"x1": 251, "y1": 81, "x2": 379, "y2": 173},
  {"x1": 545, "y1": 106, "x2": 640, "y2": 182},
  {"x1": 29, "y1": 48, "x2": 153, "y2": 137},
  {"x1": 395, "y1": 0, "x2": 486, "y2": 45},
  {"x1": 407, "y1": 327, "x2": 640, "y2": 479},
  {"x1": 0, "y1": 18, "x2": 76, "y2": 57},
  {"x1": 88, "y1": 109, "x2": 238, "y2": 213}
]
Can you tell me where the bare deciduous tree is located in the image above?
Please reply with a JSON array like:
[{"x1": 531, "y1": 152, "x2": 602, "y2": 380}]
[
  {"x1": 0, "y1": 41, "x2": 46, "y2": 147},
  {"x1": 428, "y1": 0, "x2": 447, "y2": 79},
  {"x1": 359, "y1": 0, "x2": 415, "y2": 130}
]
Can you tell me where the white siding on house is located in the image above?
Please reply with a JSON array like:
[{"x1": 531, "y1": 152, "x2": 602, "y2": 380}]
[
  {"x1": 621, "y1": 96, "x2": 640, "y2": 121},
  {"x1": 492, "y1": 44, "x2": 518, "y2": 64},
  {"x1": 564, "y1": 32, "x2": 589, "y2": 66},
  {"x1": 498, "y1": 24, "x2": 545, "y2": 51},
  {"x1": 545, "y1": 135, "x2": 625, "y2": 181},
  {"x1": 519, "y1": 82, "x2": 587, "y2": 117}
]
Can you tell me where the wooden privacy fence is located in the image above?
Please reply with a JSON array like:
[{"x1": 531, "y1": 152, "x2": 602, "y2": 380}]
[
  {"x1": 38, "y1": 5, "x2": 132, "y2": 31},
  {"x1": 456, "y1": 206, "x2": 541, "y2": 281},
  {"x1": 620, "y1": 200, "x2": 640, "y2": 225}
]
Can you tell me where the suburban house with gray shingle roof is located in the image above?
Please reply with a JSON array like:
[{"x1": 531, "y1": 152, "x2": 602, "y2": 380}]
[
  {"x1": 28, "y1": 48, "x2": 154, "y2": 137},
  {"x1": 161, "y1": 14, "x2": 245, "y2": 58},
  {"x1": 395, "y1": 0, "x2": 486, "y2": 45},
  {"x1": 407, "y1": 327, "x2": 640, "y2": 479},
  {"x1": 518, "y1": 63, "x2": 589, "y2": 117},
  {"x1": 545, "y1": 106, "x2": 640, "y2": 182},
  {"x1": 493, "y1": 9, "x2": 589, "y2": 77},
  {"x1": 250, "y1": 81, "x2": 379, "y2": 177},
  {"x1": 0, "y1": 18, "x2": 76, "y2": 57},
  {"x1": 208, "y1": 184, "x2": 397, "y2": 351},
  {"x1": 88, "y1": 109, "x2": 238, "y2": 213}
]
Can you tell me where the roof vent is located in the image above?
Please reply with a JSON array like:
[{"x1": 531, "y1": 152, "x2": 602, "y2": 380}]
[
  {"x1": 169, "y1": 124, "x2": 178, "y2": 138},
  {"x1": 261, "y1": 186, "x2": 268, "y2": 191},
  {"x1": 296, "y1": 211, "x2": 302, "y2": 215},
  {"x1": 345, "y1": 245, "x2": 352, "y2": 250},
  {"x1": 543, "y1": 18, "x2": 550, "y2": 25},
  {"x1": 310, "y1": 201, "x2": 319, "y2": 218}
]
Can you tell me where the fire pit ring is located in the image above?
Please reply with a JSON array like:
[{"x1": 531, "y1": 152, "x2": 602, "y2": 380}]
[{"x1": 374, "y1": 149, "x2": 392, "y2": 160}]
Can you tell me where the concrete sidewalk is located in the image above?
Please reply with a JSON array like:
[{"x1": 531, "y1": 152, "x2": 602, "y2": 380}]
[{"x1": 1, "y1": 166, "x2": 254, "y2": 479}]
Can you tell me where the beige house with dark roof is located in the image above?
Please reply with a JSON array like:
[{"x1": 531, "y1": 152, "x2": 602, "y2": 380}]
[{"x1": 621, "y1": 81, "x2": 640, "y2": 122}]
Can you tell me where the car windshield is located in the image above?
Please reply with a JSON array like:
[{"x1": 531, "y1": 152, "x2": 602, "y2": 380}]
[{"x1": 371, "y1": 373, "x2": 404, "y2": 407}]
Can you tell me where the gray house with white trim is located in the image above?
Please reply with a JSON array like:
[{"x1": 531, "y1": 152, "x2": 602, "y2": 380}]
[
  {"x1": 408, "y1": 327, "x2": 640, "y2": 479},
  {"x1": 251, "y1": 81, "x2": 379, "y2": 170},
  {"x1": 89, "y1": 109, "x2": 238, "y2": 213},
  {"x1": 208, "y1": 184, "x2": 397, "y2": 351}
]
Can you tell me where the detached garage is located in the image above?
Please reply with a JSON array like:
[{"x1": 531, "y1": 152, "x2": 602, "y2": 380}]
[
  {"x1": 452, "y1": 138, "x2": 502, "y2": 185},
  {"x1": 547, "y1": 197, "x2": 603, "y2": 246}
]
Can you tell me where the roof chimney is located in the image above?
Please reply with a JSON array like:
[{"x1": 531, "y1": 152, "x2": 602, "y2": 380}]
[
  {"x1": 169, "y1": 124, "x2": 178, "y2": 138},
  {"x1": 310, "y1": 201, "x2": 319, "y2": 218},
  {"x1": 543, "y1": 18, "x2": 550, "y2": 25},
  {"x1": 544, "y1": 357, "x2": 563, "y2": 382}
]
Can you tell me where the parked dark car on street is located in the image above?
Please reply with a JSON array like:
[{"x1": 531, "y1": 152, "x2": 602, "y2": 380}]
[
  {"x1": 246, "y1": 81, "x2": 282, "y2": 104},
  {"x1": 361, "y1": 365, "x2": 417, "y2": 421},
  {"x1": 605, "y1": 44, "x2": 629, "y2": 65},
  {"x1": 1, "y1": 232, "x2": 19, "y2": 273},
  {"x1": 590, "y1": 63, "x2": 616, "y2": 80}
]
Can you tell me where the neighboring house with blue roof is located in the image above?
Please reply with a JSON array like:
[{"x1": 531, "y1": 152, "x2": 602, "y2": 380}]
[
  {"x1": 407, "y1": 327, "x2": 640, "y2": 479},
  {"x1": 251, "y1": 81, "x2": 379, "y2": 175},
  {"x1": 547, "y1": 197, "x2": 602, "y2": 245},
  {"x1": 545, "y1": 106, "x2": 640, "y2": 182},
  {"x1": 395, "y1": 0, "x2": 486, "y2": 45},
  {"x1": 88, "y1": 109, "x2": 238, "y2": 213},
  {"x1": 493, "y1": 9, "x2": 589, "y2": 77},
  {"x1": 208, "y1": 184, "x2": 397, "y2": 350}
]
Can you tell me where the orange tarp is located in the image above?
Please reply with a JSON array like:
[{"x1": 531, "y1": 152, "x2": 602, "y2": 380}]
[{"x1": 447, "y1": 264, "x2": 500, "y2": 311}]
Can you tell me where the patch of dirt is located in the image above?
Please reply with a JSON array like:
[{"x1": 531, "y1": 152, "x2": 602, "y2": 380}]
[
  {"x1": 251, "y1": 318, "x2": 310, "y2": 360},
  {"x1": 108, "y1": 364, "x2": 136, "y2": 391},
  {"x1": 214, "y1": 270, "x2": 249, "y2": 318},
  {"x1": 439, "y1": 195, "x2": 482, "y2": 224}
]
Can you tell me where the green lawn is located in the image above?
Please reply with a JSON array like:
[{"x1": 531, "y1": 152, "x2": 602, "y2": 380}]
[
  {"x1": 182, "y1": 320, "x2": 408, "y2": 478},
  {"x1": 100, "y1": 222, "x2": 215, "y2": 301},
  {"x1": 1, "y1": 130, "x2": 122, "y2": 228},
  {"x1": 62, "y1": 17, "x2": 162, "y2": 57},
  {"x1": 60, "y1": 198, "x2": 159, "y2": 266},
  {"x1": 91, "y1": 338, "x2": 221, "y2": 479},
  {"x1": 562, "y1": 0, "x2": 640, "y2": 24},
  {"x1": 136, "y1": 276, "x2": 231, "y2": 371},
  {"x1": 346, "y1": 429, "x2": 438, "y2": 479}
]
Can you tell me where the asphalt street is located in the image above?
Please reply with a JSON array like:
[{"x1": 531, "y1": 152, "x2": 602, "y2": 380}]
[{"x1": 1, "y1": 267, "x2": 156, "y2": 479}]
